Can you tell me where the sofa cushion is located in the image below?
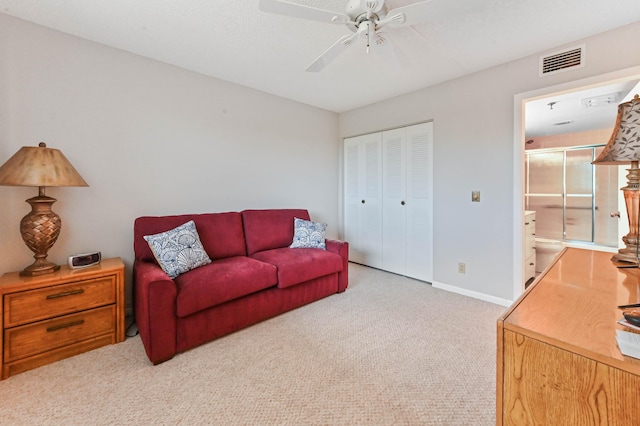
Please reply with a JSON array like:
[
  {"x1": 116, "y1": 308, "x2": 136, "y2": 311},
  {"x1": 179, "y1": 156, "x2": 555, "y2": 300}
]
[
  {"x1": 242, "y1": 209, "x2": 310, "y2": 256},
  {"x1": 251, "y1": 247, "x2": 343, "y2": 289},
  {"x1": 143, "y1": 220, "x2": 212, "y2": 279},
  {"x1": 174, "y1": 256, "x2": 278, "y2": 317},
  {"x1": 290, "y1": 217, "x2": 327, "y2": 250},
  {"x1": 135, "y1": 212, "x2": 246, "y2": 263}
]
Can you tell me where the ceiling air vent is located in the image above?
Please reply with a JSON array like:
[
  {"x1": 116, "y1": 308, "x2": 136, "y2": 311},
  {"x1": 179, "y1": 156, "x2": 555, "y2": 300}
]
[{"x1": 539, "y1": 45, "x2": 585, "y2": 77}]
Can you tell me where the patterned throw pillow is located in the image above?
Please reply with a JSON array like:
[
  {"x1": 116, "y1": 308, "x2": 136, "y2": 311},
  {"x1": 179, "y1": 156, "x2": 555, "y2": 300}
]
[
  {"x1": 290, "y1": 217, "x2": 327, "y2": 250},
  {"x1": 143, "y1": 220, "x2": 211, "y2": 278}
]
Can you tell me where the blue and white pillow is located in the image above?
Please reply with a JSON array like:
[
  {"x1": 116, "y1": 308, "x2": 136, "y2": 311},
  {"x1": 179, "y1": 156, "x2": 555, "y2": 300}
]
[
  {"x1": 290, "y1": 217, "x2": 327, "y2": 250},
  {"x1": 143, "y1": 220, "x2": 211, "y2": 278}
]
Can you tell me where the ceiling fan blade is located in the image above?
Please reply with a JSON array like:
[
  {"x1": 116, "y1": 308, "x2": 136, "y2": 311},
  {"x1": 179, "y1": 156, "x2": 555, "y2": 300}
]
[
  {"x1": 360, "y1": 0, "x2": 384, "y2": 19},
  {"x1": 259, "y1": 0, "x2": 350, "y2": 24},
  {"x1": 384, "y1": 0, "x2": 490, "y2": 28},
  {"x1": 305, "y1": 33, "x2": 358, "y2": 72},
  {"x1": 371, "y1": 32, "x2": 409, "y2": 71}
]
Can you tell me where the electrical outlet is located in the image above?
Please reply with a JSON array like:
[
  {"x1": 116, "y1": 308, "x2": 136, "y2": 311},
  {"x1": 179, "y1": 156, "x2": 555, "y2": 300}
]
[{"x1": 458, "y1": 262, "x2": 466, "y2": 274}]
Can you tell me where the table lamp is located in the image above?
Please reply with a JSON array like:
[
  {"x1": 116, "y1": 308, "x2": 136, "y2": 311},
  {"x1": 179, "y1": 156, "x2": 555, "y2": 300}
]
[
  {"x1": 0, "y1": 142, "x2": 88, "y2": 276},
  {"x1": 593, "y1": 94, "x2": 640, "y2": 264}
]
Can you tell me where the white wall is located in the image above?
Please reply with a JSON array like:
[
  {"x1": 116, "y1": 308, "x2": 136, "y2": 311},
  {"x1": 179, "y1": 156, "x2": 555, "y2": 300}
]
[
  {"x1": 3, "y1": 13, "x2": 640, "y2": 309},
  {"x1": 339, "y1": 22, "x2": 640, "y2": 303},
  {"x1": 0, "y1": 14, "x2": 340, "y2": 309}
]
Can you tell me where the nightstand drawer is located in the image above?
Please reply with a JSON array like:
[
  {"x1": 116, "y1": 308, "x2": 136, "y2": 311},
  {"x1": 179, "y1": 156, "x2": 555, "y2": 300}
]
[
  {"x1": 4, "y1": 305, "x2": 116, "y2": 363},
  {"x1": 4, "y1": 276, "x2": 116, "y2": 328}
]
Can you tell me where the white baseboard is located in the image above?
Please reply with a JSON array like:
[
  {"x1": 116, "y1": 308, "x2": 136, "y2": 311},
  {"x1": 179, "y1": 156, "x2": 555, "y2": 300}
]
[{"x1": 431, "y1": 281, "x2": 513, "y2": 307}]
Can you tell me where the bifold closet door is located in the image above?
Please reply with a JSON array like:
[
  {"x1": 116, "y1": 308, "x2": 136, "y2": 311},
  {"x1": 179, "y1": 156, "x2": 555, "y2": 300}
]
[
  {"x1": 382, "y1": 122, "x2": 433, "y2": 282},
  {"x1": 343, "y1": 133, "x2": 383, "y2": 268},
  {"x1": 381, "y1": 127, "x2": 407, "y2": 275}
]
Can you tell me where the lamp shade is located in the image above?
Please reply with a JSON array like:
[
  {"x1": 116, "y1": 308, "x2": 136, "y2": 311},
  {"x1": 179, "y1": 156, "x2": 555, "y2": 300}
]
[
  {"x1": 0, "y1": 142, "x2": 88, "y2": 187},
  {"x1": 592, "y1": 94, "x2": 640, "y2": 165}
]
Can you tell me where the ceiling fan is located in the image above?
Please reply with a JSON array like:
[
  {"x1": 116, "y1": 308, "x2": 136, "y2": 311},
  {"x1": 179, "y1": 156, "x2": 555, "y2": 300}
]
[{"x1": 259, "y1": 0, "x2": 480, "y2": 72}]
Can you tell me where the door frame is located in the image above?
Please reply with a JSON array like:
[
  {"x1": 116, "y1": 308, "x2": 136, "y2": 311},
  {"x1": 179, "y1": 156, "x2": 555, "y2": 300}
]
[{"x1": 512, "y1": 65, "x2": 640, "y2": 300}]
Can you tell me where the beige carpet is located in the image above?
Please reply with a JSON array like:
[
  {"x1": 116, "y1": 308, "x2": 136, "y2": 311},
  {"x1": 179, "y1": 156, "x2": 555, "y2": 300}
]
[{"x1": 0, "y1": 263, "x2": 506, "y2": 425}]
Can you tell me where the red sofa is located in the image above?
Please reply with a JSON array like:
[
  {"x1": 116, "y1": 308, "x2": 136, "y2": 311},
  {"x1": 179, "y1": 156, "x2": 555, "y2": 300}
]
[{"x1": 133, "y1": 209, "x2": 349, "y2": 364}]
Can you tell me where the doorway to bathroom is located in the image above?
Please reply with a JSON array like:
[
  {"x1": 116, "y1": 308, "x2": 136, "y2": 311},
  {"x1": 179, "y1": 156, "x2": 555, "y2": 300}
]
[{"x1": 524, "y1": 79, "x2": 640, "y2": 275}]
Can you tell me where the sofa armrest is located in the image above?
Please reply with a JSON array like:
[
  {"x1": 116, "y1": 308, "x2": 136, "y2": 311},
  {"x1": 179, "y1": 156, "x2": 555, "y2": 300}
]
[
  {"x1": 133, "y1": 260, "x2": 178, "y2": 364},
  {"x1": 326, "y1": 239, "x2": 349, "y2": 292}
]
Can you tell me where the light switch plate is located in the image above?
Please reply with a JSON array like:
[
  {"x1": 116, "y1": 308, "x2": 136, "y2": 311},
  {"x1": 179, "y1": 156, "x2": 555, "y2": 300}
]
[{"x1": 472, "y1": 191, "x2": 480, "y2": 202}]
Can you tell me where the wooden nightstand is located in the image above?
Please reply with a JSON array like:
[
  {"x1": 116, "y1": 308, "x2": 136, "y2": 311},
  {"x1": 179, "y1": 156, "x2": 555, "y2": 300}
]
[{"x1": 0, "y1": 257, "x2": 125, "y2": 379}]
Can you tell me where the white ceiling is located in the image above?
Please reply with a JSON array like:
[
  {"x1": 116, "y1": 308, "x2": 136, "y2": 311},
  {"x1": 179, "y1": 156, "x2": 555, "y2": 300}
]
[
  {"x1": 525, "y1": 79, "x2": 640, "y2": 138},
  {"x1": 2, "y1": 0, "x2": 640, "y2": 113}
]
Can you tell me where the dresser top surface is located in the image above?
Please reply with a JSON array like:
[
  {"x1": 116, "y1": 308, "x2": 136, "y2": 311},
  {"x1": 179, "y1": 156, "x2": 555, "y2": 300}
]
[{"x1": 502, "y1": 247, "x2": 640, "y2": 371}]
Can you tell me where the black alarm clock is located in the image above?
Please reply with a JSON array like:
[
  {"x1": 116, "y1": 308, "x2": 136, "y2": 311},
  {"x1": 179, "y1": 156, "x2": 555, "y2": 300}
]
[{"x1": 68, "y1": 251, "x2": 102, "y2": 269}]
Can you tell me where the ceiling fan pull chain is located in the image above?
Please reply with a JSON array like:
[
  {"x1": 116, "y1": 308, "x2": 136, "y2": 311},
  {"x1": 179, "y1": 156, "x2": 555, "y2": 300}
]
[{"x1": 360, "y1": 21, "x2": 373, "y2": 54}]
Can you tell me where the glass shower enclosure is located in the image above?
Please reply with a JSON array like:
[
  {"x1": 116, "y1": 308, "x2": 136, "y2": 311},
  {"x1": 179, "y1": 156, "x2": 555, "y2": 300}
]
[{"x1": 525, "y1": 145, "x2": 618, "y2": 247}]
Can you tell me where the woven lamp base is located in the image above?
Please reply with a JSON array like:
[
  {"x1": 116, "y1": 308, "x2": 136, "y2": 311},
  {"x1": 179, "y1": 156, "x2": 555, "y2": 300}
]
[{"x1": 19, "y1": 195, "x2": 61, "y2": 276}]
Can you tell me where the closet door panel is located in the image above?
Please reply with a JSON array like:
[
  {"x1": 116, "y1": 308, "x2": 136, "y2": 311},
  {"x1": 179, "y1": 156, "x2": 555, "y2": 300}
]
[
  {"x1": 405, "y1": 122, "x2": 433, "y2": 282},
  {"x1": 361, "y1": 133, "x2": 383, "y2": 268},
  {"x1": 343, "y1": 133, "x2": 382, "y2": 268},
  {"x1": 382, "y1": 128, "x2": 407, "y2": 275},
  {"x1": 344, "y1": 137, "x2": 363, "y2": 263}
]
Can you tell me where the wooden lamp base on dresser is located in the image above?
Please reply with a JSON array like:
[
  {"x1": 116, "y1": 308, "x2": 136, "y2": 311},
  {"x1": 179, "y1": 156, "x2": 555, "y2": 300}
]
[
  {"x1": 497, "y1": 248, "x2": 640, "y2": 425},
  {"x1": 0, "y1": 257, "x2": 125, "y2": 379}
]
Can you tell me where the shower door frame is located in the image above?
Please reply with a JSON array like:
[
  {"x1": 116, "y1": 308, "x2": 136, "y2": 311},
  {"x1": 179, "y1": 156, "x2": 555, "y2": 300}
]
[{"x1": 524, "y1": 144, "x2": 605, "y2": 245}]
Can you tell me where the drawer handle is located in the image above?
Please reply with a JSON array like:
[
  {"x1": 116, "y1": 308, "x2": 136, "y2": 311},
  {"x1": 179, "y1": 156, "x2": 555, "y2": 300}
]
[
  {"x1": 46, "y1": 289, "x2": 84, "y2": 299},
  {"x1": 47, "y1": 319, "x2": 85, "y2": 332}
]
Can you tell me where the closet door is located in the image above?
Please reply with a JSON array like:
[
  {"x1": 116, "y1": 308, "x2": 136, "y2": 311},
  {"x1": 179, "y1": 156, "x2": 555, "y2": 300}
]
[
  {"x1": 381, "y1": 127, "x2": 407, "y2": 275},
  {"x1": 344, "y1": 133, "x2": 383, "y2": 268},
  {"x1": 405, "y1": 122, "x2": 433, "y2": 282},
  {"x1": 381, "y1": 122, "x2": 433, "y2": 281}
]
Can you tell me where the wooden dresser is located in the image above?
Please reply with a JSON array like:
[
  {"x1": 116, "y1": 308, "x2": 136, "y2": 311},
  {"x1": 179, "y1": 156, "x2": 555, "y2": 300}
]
[
  {"x1": 0, "y1": 258, "x2": 125, "y2": 379},
  {"x1": 497, "y1": 247, "x2": 640, "y2": 425}
]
